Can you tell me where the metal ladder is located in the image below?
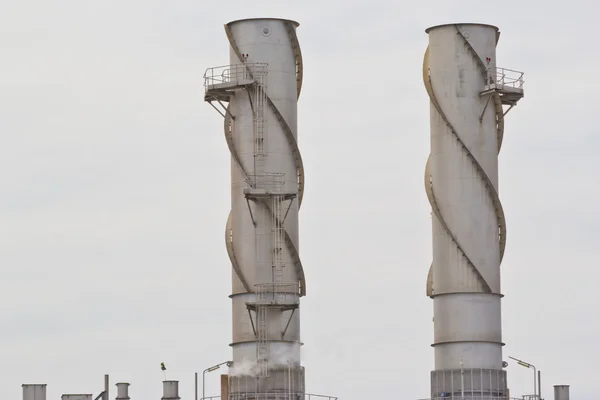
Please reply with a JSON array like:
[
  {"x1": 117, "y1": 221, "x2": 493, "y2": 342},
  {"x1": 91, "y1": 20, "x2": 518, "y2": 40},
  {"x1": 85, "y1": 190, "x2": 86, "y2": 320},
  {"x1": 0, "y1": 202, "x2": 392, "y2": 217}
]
[
  {"x1": 253, "y1": 70, "x2": 267, "y2": 178},
  {"x1": 256, "y1": 285, "x2": 270, "y2": 378},
  {"x1": 272, "y1": 194, "x2": 285, "y2": 284}
]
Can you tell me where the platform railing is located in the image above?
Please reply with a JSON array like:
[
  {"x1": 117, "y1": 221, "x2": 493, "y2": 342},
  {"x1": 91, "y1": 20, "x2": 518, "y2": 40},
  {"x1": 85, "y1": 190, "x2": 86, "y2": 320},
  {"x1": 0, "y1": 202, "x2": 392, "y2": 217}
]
[
  {"x1": 202, "y1": 393, "x2": 337, "y2": 400},
  {"x1": 417, "y1": 397, "x2": 526, "y2": 400},
  {"x1": 486, "y1": 67, "x2": 525, "y2": 90},
  {"x1": 203, "y1": 63, "x2": 268, "y2": 90}
]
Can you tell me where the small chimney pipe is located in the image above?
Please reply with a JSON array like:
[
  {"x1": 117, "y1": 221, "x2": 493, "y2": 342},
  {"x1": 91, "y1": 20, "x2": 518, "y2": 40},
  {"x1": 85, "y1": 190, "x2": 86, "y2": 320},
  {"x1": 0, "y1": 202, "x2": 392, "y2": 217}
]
[
  {"x1": 22, "y1": 384, "x2": 47, "y2": 400},
  {"x1": 162, "y1": 381, "x2": 180, "y2": 400},
  {"x1": 116, "y1": 383, "x2": 130, "y2": 400},
  {"x1": 554, "y1": 385, "x2": 570, "y2": 400}
]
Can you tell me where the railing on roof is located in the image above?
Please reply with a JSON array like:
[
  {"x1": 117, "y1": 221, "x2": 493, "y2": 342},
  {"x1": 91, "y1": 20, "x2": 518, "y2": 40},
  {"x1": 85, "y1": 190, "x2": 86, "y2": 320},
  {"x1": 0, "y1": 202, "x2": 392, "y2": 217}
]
[
  {"x1": 202, "y1": 393, "x2": 337, "y2": 400},
  {"x1": 417, "y1": 397, "x2": 531, "y2": 400}
]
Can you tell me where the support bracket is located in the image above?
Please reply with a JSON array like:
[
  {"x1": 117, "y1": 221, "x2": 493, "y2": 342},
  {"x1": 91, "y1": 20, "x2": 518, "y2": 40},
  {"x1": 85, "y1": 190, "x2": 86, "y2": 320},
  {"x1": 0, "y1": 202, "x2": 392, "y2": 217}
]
[
  {"x1": 480, "y1": 92, "x2": 494, "y2": 122},
  {"x1": 207, "y1": 99, "x2": 236, "y2": 120},
  {"x1": 498, "y1": 104, "x2": 515, "y2": 123},
  {"x1": 246, "y1": 198, "x2": 257, "y2": 227},
  {"x1": 247, "y1": 308, "x2": 257, "y2": 338},
  {"x1": 281, "y1": 308, "x2": 296, "y2": 339},
  {"x1": 282, "y1": 199, "x2": 294, "y2": 225}
]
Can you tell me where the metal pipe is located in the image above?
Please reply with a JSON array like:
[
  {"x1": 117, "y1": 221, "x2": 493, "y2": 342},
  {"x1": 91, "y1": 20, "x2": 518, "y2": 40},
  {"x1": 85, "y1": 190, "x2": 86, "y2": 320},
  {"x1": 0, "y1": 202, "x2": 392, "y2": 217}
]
[
  {"x1": 538, "y1": 370, "x2": 542, "y2": 400},
  {"x1": 460, "y1": 360, "x2": 465, "y2": 400},
  {"x1": 554, "y1": 385, "x2": 570, "y2": 400},
  {"x1": 195, "y1": 372, "x2": 198, "y2": 400},
  {"x1": 115, "y1": 383, "x2": 130, "y2": 400},
  {"x1": 533, "y1": 365, "x2": 537, "y2": 398},
  {"x1": 161, "y1": 381, "x2": 180, "y2": 400},
  {"x1": 22, "y1": 384, "x2": 47, "y2": 400},
  {"x1": 104, "y1": 375, "x2": 109, "y2": 400}
]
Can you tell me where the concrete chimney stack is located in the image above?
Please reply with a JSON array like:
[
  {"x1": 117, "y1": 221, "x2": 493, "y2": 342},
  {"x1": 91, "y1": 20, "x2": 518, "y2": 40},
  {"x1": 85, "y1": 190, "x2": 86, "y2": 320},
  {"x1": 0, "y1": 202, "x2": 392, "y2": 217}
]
[
  {"x1": 61, "y1": 396, "x2": 92, "y2": 400},
  {"x1": 22, "y1": 384, "x2": 47, "y2": 400},
  {"x1": 161, "y1": 381, "x2": 180, "y2": 400},
  {"x1": 116, "y1": 383, "x2": 130, "y2": 400},
  {"x1": 554, "y1": 385, "x2": 570, "y2": 400}
]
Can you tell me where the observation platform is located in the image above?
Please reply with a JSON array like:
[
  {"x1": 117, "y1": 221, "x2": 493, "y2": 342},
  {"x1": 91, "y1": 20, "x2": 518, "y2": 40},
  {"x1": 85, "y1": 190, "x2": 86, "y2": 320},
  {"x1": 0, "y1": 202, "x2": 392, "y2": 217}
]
[
  {"x1": 245, "y1": 302, "x2": 299, "y2": 312},
  {"x1": 244, "y1": 188, "x2": 297, "y2": 201},
  {"x1": 481, "y1": 67, "x2": 525, "y2": 106},
  {"x1": 203, "y1": 63, "x2": 267, "y2": 102},
  {"x1": 243, "y1": 173, "x2": 297, "y2": 200},
  {"x1": 245, "y1": 283, "x2": 300, "y2": 312}
]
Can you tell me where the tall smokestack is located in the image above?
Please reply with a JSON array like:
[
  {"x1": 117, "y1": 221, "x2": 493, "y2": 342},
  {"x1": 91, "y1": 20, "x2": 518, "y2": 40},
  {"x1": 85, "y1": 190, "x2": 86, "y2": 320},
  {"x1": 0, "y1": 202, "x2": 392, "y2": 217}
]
[
  {"x1": 423, "y1": 23, "x2": 524, "y2": 398},
  {"x1": 554, "y1": 385, "x2": 570, "y2": 400},
  {"x1": 204, "y1": 17, "x2": 306, "y2": 400},
  {"x1": 22, "y1": 384, "x2": 47, "y2": 400},
  {"x1": 161, "y1": 381, "x2": 180, "y2": 400},
  {"x1": 115, "y1": 383, "x2": 130, "y2": 400}
]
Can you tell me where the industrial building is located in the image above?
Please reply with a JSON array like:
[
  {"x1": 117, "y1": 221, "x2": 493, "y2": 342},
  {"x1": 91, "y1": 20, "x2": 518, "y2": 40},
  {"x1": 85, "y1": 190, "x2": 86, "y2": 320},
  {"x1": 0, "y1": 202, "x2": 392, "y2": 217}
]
[
  {"x1": 17, "y1": 18, "x2": 573, "y2": 400},
  {"x1": 21, "y1": 379, "x2": 179, "y2": 400}
]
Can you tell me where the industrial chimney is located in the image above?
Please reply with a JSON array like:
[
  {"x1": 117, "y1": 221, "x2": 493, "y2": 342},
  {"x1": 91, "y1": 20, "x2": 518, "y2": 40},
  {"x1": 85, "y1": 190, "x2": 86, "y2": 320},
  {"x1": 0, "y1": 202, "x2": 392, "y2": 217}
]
[
  {"x1": 203, "y1": 17, "x2": 306, "y2": 400},
  {"x1": 554, "y1": 385, "x2": 570, "y2": 400},
  {"x1": 423, "y1": 23, "x2": 524, "y2": 398},
  {"x1": 22, "y1": 384, "x2": 47, "y2": 400},
  {"x1": 161, "y1": 381, "x2": 180, "y2": 400},
  {"x1": 115, "y1": 383, "x2": 130, "y2": 400}
]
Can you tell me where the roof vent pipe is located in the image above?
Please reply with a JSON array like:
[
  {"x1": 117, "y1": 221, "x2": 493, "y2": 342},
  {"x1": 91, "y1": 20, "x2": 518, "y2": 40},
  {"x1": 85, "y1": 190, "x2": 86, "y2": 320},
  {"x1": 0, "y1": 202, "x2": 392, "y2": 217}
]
[
  {"x1": 22, "y1": 384, "x2": 47, "y2": 400},
  {"x1": 554, "y1": 385, "x2": 570, "y2": 400},
  {"x1": 161, "y1": 381, "x2": 180, "y2": 400},
  {"x1": 116, "y1": 383, "x2": 130, "y2": 400}
]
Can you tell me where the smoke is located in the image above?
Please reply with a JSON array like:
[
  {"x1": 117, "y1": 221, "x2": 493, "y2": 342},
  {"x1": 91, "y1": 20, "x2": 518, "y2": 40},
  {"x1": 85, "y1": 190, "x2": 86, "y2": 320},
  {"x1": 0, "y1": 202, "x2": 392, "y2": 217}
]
[
  {"x1": 228, "y1": 359, "x2": 259, "y2": 377},
  {"x1": 229, "y1": 343, "x2": 302, "y2": 377}
]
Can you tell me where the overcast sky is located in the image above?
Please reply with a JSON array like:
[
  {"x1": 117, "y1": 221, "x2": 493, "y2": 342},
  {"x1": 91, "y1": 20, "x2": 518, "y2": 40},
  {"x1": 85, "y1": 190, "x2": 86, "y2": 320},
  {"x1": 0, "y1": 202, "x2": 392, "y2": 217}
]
[{"x1": 1, "y1": 0, "x2": 598, "y2": 399}]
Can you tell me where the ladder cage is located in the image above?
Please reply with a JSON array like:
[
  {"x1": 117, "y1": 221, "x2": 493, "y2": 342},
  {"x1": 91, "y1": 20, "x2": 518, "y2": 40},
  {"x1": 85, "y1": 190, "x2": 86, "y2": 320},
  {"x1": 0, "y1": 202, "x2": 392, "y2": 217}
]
[
  {"x1": 272, "y1": 194, "x2": 286, "y2": 284},
  {"x1": 252, "y1": 282, "x2": 301, "y2": 378}
]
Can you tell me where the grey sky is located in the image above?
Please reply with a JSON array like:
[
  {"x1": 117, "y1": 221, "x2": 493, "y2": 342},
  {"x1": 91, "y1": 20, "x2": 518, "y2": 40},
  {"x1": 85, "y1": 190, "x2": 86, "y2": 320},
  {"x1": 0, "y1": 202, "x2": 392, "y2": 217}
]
[{"x1": 1, "y1": 0, "x2": 598, "y2": 399}]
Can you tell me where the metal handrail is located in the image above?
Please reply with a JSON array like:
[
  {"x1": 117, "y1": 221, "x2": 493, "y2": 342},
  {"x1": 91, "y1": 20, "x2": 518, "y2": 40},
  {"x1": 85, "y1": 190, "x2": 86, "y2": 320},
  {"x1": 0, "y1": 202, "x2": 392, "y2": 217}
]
[
  {"x1": 247, "y1": 172, "x2": 286, "y2": 189},
  {"x1": 417, "y1": 397, "x2": 525, "y2": 400},
  {"x1": 202, "y1": 393, "x2": 338, "y2": 400},
  {"x1": 487, "y1": 67, "x2": 525, "y2": 89},
  {"x1": 255, "y1": 282, "x2": 301, "y2": 298},
  {"x1": 203, "y1": 63, "x2": 268, "y2": 89}
]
